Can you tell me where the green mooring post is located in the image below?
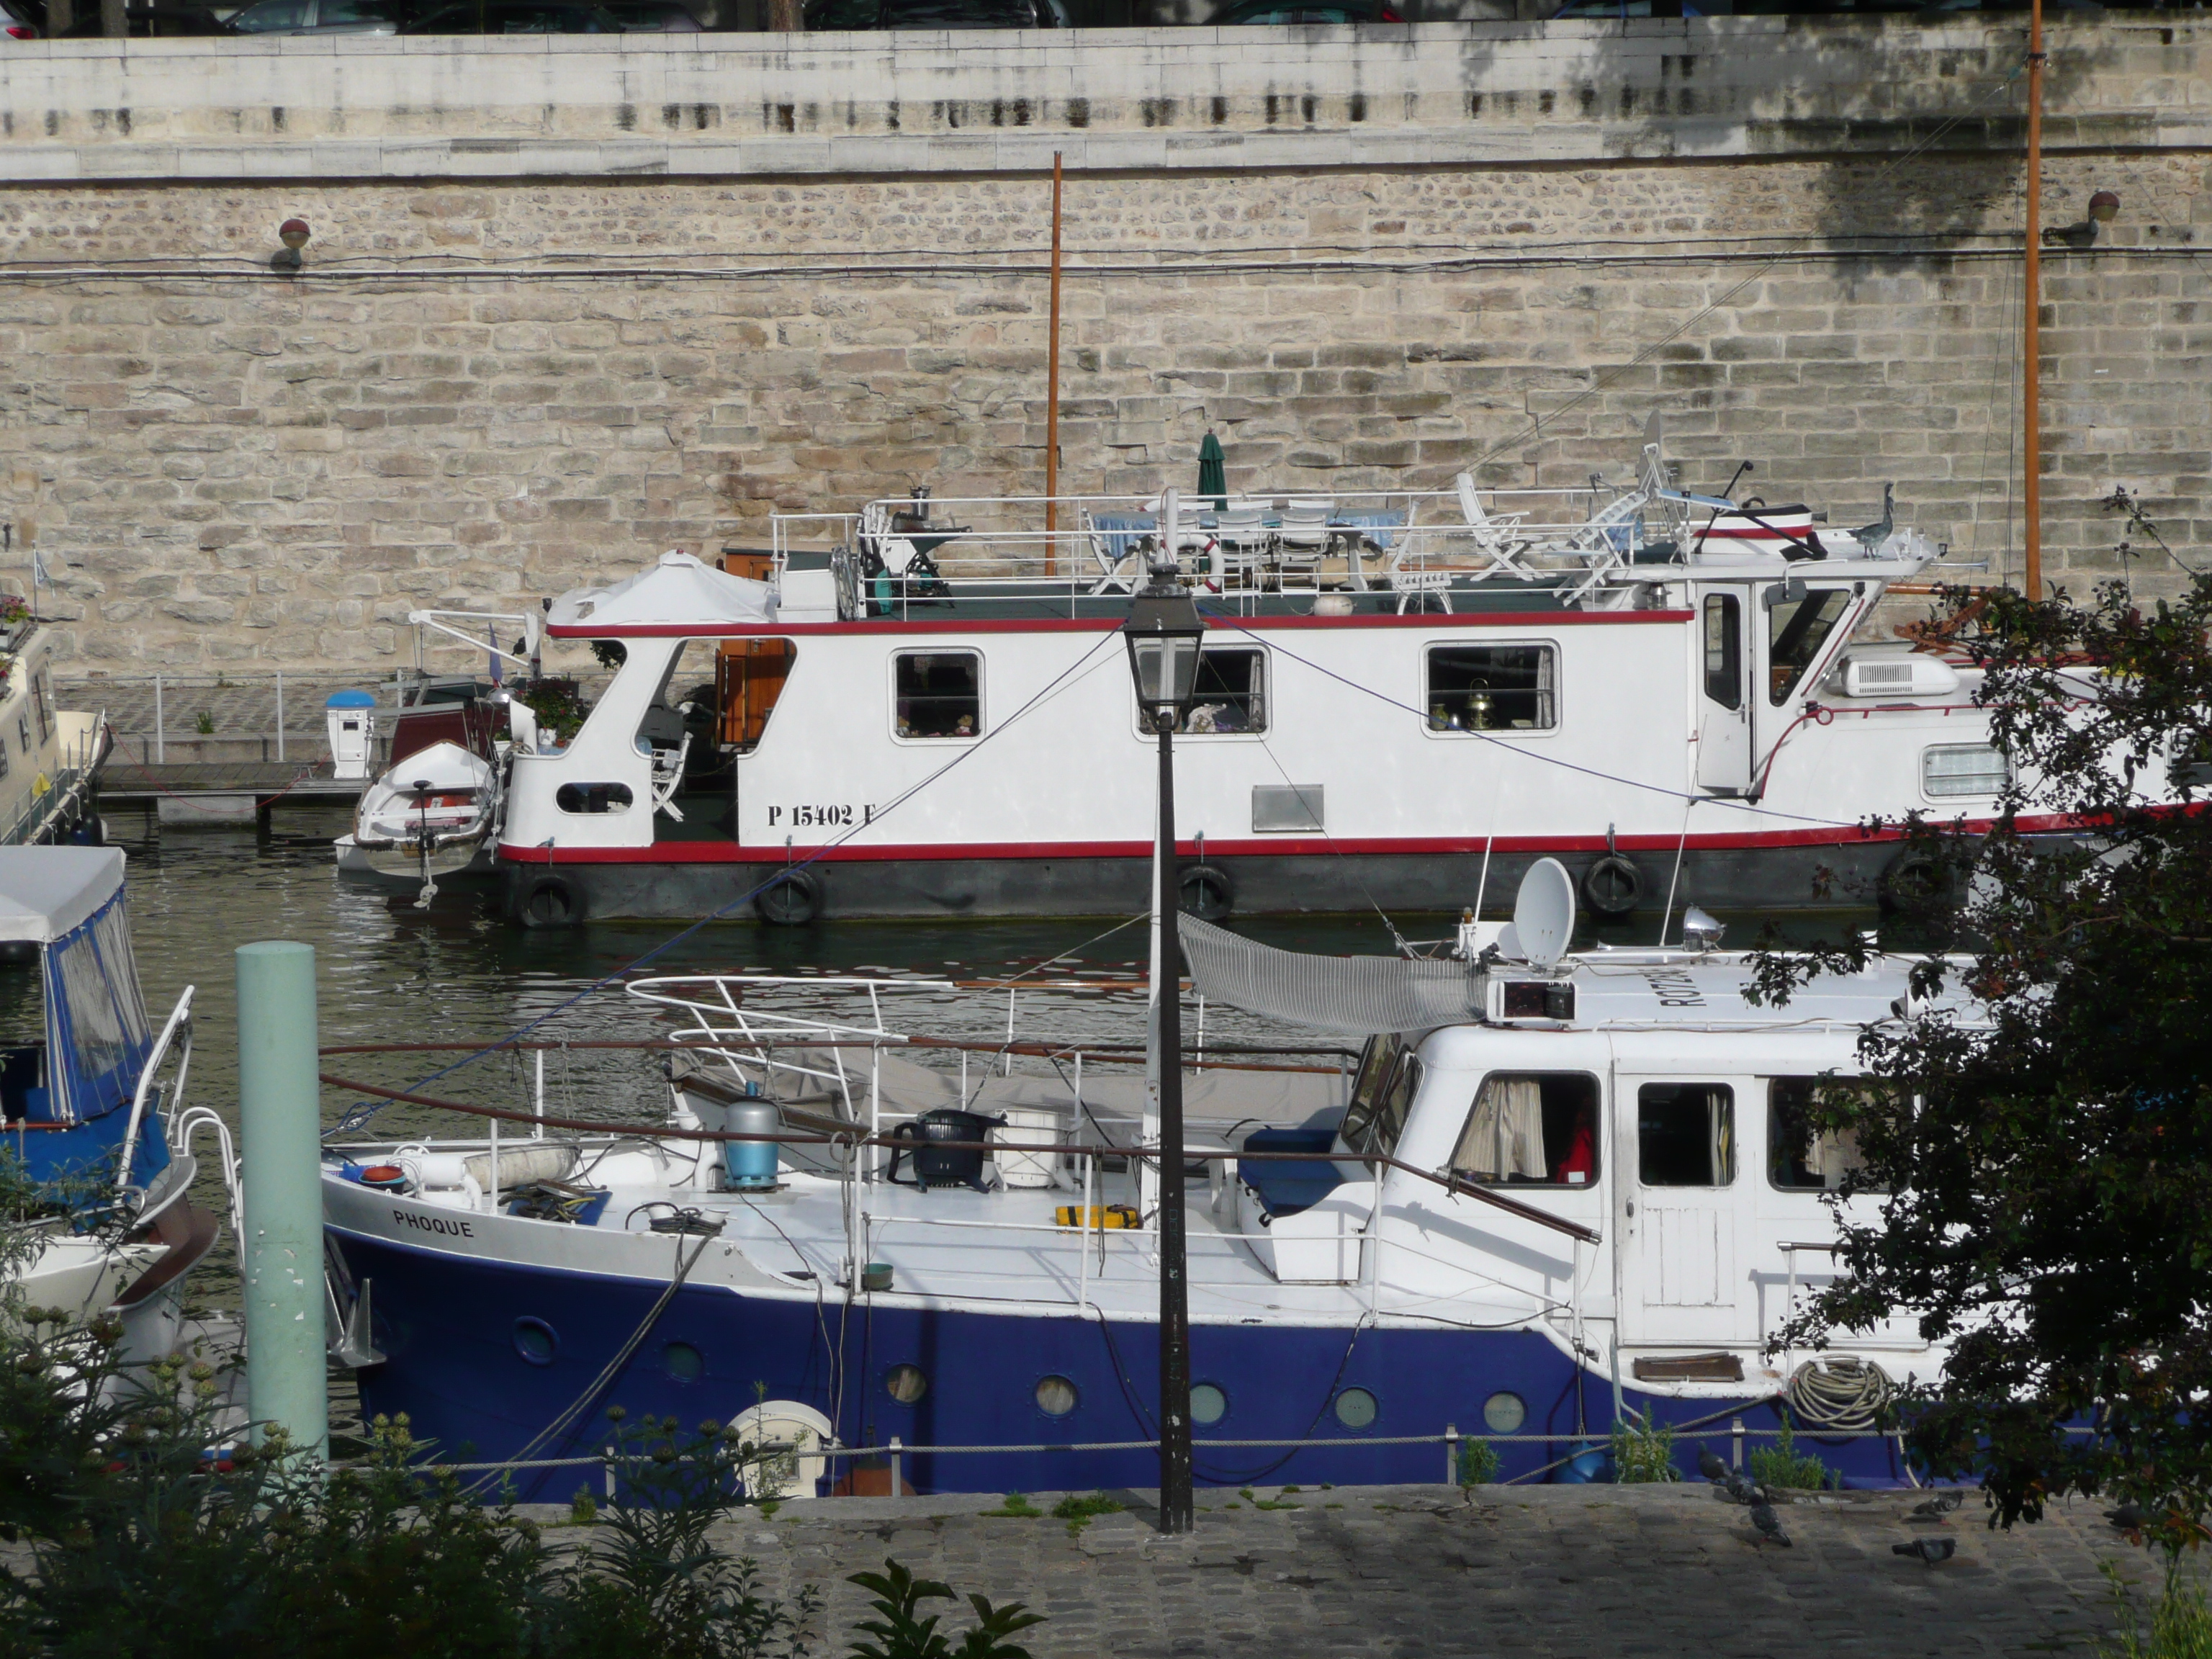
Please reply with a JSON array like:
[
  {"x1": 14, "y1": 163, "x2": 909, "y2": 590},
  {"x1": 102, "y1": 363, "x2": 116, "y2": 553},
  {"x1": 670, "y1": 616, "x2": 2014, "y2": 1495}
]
[{"x1": 238, "y1": 940, "x2": 328, "y2": 1461}]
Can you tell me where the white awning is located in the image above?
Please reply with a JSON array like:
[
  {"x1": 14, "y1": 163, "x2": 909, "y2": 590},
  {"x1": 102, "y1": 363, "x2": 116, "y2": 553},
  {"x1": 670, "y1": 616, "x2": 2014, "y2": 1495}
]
[
  {"x1": 0, "y1": 847, "x2": 127, "y2": 944},
  {"x1": 546, "y1": 552, "x2": 777, "y2": 635}
]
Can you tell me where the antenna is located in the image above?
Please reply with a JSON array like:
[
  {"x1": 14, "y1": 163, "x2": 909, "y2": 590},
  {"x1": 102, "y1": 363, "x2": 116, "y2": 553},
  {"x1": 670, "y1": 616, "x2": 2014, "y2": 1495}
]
[{"x1": 1512, "y1": 857, "x2": 1577, "y2": 971}]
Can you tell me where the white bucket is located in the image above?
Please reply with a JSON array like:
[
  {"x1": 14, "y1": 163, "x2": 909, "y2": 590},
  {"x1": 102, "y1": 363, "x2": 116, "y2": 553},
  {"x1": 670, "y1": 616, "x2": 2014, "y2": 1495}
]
[{"x1": 991, "y1": 1108, "x2": 1061, "y2": 1190}]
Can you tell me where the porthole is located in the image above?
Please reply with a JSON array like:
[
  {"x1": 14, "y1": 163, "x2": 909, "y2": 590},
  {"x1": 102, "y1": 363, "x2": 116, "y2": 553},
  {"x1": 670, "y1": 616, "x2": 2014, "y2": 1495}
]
[
  {"x1": 1482, "y1": 1391, "x2": 1526, "y2": 1434},
  {"x1": 663, "y1": 1341, "x2": 704, "y2": 1382},
  {"x1": 512, "y1": 1317, "x2": 558, "y2": 1367},
  {"x1": 1190, "y1": 1383, "x2": 1228, "y2": 1426},
  {"x1": 885, "y1": 1363, "x2": 928, "y2": 1405},
  {"x1": 1334, "y1": 1387, "x2": 1377, "y2": 1429},
  {"x1": 1034, "y1": 1375, "x2": 1078, "y2": 1417}
]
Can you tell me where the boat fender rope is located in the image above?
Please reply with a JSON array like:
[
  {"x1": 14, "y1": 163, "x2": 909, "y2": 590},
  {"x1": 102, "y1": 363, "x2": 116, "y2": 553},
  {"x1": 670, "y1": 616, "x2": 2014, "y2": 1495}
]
[{"x1": 1785, "y1": 1357, "x2": 1892, "y2": 1437}]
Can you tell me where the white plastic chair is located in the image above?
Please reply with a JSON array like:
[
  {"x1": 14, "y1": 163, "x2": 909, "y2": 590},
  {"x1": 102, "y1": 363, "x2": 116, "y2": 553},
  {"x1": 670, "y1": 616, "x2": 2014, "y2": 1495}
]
[
  {"x1": 1274, "y1": 499, "x2": 1334, "y2": 590},
  {"x1": 1454, "y1": 473, "x2": 1532, "y2": 580},
  {"x1": 1210, "y1": 505, "x2": 1270, "y2": 592},
  {"x1": 1388, "y1": 536, "x2": 1455, "y2": 614},
  {"x1": 1082, "y1": 507, "x2": 1143, "y2": 595}
]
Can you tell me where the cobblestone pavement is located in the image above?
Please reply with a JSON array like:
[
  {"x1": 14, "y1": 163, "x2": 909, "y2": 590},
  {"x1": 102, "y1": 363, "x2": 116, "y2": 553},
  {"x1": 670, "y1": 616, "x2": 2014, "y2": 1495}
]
[{"x1": 541, "y1": 1483, "x2": 2146, "y2": 1658}]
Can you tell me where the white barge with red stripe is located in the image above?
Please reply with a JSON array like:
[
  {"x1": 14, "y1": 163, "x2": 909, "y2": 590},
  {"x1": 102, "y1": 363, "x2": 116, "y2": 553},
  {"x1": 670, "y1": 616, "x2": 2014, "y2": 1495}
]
[{"x1": 494, "y1": 450, "x2": 1997, "y2": 927}]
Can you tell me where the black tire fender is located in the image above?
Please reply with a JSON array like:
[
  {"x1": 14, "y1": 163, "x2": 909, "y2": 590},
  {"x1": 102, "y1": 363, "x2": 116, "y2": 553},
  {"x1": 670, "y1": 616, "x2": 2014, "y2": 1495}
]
[
  {"x1": 1178, "y1": 863, "x2": 1234, "y2": 923},
  {"x1": 1878, "y1": 846, "x2": 1955, "y2": 914},
  {"x1": 1581, "y1": 852, "x2": 1643, "y2": 917},
  {"x1": 516, "y1": 874, "x2": 584, "y2": 930},
  {"x1": 756, "y1": 868, "x2": 820, "y2": 927}
]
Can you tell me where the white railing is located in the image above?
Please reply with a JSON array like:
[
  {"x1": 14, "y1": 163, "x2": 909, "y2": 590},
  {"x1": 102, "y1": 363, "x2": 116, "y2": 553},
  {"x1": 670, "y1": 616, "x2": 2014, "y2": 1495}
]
[{"x1": 0, "y1": 718, "x2": 105, "y2": 846}]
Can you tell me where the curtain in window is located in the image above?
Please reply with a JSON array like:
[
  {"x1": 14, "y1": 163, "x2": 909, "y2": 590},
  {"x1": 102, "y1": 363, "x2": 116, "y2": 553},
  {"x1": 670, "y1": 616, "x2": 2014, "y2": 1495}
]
[
  {"x1": 1535, "y1": 649, "x2": 1555, "y2": 728},
  {"x1": 1453, "y1": 1077, "x2": 1546, "y2": 1180},
  {"x1": 1706, "y1": 1087, "x2": 1734, "y2": 1184}
]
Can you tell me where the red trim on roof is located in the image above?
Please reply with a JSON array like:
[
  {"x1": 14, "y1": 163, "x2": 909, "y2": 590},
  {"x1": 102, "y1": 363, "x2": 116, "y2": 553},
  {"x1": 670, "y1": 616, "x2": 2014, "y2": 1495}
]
[{"x1": 547, "y1": 610, "x2": 1694, "y2": 641}]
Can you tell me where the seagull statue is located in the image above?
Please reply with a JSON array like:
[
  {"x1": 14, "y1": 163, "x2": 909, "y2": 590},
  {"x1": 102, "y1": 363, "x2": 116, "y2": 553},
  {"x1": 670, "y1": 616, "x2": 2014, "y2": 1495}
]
[{"x1": 1851, "y1": 483, "x2": 1896, "y2": 555}]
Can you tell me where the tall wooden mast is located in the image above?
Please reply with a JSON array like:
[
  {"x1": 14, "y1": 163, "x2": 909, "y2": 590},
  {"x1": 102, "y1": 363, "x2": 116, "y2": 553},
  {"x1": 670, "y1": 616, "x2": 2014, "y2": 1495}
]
[{"x1": 2023, "y1": 0, "x2": 2045, "y2": 598}]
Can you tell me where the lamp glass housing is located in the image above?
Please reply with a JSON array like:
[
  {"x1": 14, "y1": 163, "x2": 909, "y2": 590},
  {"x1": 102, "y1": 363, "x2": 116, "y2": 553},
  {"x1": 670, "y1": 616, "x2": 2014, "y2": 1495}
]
[{"x1": 1123, "y1": 585, "x2": 1206, "y2": 726}]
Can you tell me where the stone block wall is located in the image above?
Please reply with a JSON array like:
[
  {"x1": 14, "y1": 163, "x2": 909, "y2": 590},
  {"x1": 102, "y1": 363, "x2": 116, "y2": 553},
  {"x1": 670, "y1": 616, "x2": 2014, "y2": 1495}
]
[{"x1": 0, "y1": 19, "x2": 2204, "y2": 672}]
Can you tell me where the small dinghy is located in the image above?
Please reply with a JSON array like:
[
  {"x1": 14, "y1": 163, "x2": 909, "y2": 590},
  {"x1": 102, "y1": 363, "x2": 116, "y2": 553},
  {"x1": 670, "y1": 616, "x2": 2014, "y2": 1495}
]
[{"x1": 346, "y1": 738, "x2": 502, "y2": 888}]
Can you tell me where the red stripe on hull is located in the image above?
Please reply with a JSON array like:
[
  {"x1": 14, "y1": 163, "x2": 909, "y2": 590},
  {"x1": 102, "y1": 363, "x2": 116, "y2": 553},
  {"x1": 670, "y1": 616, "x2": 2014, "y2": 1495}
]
[{"x1": 499, "y1": 814, "x2": 2080, "y2": 866}]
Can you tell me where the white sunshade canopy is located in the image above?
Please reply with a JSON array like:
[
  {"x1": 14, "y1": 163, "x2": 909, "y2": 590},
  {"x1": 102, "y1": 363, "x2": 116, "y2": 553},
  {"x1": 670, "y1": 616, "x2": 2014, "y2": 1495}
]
[
  {"x1": 546, "y1": 552, "x2": 776, "y2": 634},
  {"x1": 0, "y1": 847, "x2": 126, "y2": 944}
]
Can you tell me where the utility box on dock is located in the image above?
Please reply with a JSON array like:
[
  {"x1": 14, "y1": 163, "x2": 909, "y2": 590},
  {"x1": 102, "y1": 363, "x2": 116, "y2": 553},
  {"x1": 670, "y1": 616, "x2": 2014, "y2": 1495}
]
[{"x1": 325, "y1": 690, "x2": 377, "y2": 781}]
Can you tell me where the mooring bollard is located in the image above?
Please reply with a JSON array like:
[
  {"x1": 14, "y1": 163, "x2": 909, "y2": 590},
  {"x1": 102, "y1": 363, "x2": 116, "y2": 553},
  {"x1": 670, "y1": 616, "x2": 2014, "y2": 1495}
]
[{"x1": 238, "y1": 940, "x2": 329, "y2": 1461}]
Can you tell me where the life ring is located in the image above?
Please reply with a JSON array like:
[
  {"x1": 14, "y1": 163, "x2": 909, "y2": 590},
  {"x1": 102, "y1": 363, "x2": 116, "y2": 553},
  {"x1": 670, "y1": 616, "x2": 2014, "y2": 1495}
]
[
  {"x1": 1878, "y1": 846, "x2": 1955, "y2": 914},
  {"x1": 756, "y1": 869, "x2": 820, "y2": 927},
  {"x1": 1581, "y1": 852, "x2": 1642, "y2": 917},
  {"x1": 1178, "y1": 863, "x2": 1234, "y2": 923},
  {"x1": 516, "y1": 874, "x2": 584, "y2": 930}
]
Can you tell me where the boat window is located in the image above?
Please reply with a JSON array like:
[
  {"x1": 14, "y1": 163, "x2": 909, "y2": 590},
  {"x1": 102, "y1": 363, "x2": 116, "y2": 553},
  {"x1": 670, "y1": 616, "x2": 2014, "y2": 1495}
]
[
  {"x1": 1703, "y1": 594, "x2": 1742, "y2": 711},
  {"x1": 1340, "y1": 1051, "x2": 1421, "y2": 1158},
  {"x1": 52, "y1": 898, "x2": 151, "y2": 1112},
  {"x1": 637, "y1": 641, "x2": 706, "y2": 760},
  {"x1": 895, "y1": 652, "x2": 983, "y2": 740},
  {"x1": 1336, "y1": 1034, "x2": 1403, "y2": 1147},
  {"x1": 1638, "y1": 1082, "x2": 1735, "y2": 1187},
  {"x1": 15, "y1": 716, "x2": 27, "y2": 755},
  {"x1": 556, "y1": 782, "x2": 632, "y2": 814},
  {"x1": 716, "y1": 640, "x2": 796, "y2": 750},
  {"x1": 1424, "y1": 644, "x2": 1556, "y2": 732},
  {"x1": 1449, "y1": 1072, "x2": 1601, "y2": 1187},
  {"x1": 1766, "y1": 589, "x2": 1853, "y2": 706},
  {"x1": 1163, "y1": 647, "x2": 1267, "y2": 735},
  {"x1": 1768, "y1": 1077, "x2": 1887, "y2": 1192},
  {"x1": 1923, "y1": 744, "x2": 2010, "y2": 799},
  {"x1": 30, "y1": 668, "x2": 50, "y2": 745}
]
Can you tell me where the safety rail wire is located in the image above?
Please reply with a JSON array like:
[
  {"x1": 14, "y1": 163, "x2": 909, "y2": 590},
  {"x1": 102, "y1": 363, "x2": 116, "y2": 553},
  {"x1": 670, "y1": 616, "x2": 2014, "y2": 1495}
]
[
  {"x1": 321, "y1": 1035, "x2": 1362, "y2": 1066},
  {"x1": 374, "y1": 1421, "x2": 1923, "y2": 1491},
  {"x1": 317, "y1": 1068, "x2": 1597, "y2": 1246}
]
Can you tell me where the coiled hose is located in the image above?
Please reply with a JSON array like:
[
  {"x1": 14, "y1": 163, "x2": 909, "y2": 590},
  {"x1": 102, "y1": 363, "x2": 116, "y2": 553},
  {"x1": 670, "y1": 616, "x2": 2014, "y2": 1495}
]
[{"x1": 1786, "y1": 1357, "x2": 1894, "y2": 1435}]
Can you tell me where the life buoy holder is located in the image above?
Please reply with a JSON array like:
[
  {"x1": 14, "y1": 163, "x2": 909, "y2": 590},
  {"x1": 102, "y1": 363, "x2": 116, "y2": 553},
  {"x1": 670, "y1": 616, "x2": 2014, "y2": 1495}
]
[
  {"x1": 1178, "y1": 863, "x2": 1234, "y2": 924},
  {"x1": 516, "y1": 873, "x2": 583, "y2": 930},
  {"x1": 756, "y1": 868, "x2": 820, "y2": 927},
  {"x1": 1581, "y1": 852, "x2": 1642, "y2": 917}
]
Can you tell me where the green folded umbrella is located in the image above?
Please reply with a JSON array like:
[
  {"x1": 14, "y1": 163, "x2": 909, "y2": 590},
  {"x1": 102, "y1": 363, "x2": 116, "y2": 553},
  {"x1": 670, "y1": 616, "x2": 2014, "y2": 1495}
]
[{"x1": 1197, "y1": 431, "x2": 1227, "y2": 511}]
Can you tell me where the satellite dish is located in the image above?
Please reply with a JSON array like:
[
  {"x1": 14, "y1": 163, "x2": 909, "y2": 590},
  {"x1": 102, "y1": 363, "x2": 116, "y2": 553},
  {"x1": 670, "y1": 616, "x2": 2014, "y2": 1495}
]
[
  {"x1": 1643, "y1": 408, "x2": 1663, "y2": 449},
  {"x1": 1512, "y1": 858, "x2": 1577, "y2": 970}
]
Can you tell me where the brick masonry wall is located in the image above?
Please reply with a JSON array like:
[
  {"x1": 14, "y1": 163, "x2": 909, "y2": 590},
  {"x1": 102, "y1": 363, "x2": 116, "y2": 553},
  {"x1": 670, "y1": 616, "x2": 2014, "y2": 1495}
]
[{"x1": 0, "y1": 25, "x2": 2205, "y2": 672}]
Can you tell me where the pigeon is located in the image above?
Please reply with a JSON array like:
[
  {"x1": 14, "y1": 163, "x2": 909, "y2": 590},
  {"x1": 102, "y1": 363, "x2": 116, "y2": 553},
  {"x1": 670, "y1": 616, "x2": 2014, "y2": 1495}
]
[
  {"x1": 1723, "y1": 1470, "x2": 1762, "y2": 1506},
  {"x1": 1910, "y1": 1490, "x2": 1965, "y2": 1519},
  {"x1": 2106, "y1": 1502, "x2": 2149, "y2": 1532},
  {"x1": 1851, "y1": 482, "x2": 1897, "y2": 554},
  {"x1": 1698, "y1": 1449, "x2": 1730, "y2": 1483},
  {"x1": 1751, "y1": 1501, "x2": 1792, "y2": 1548},
  {"x1": 1893, "y1": 1537, "x2": 1956, "y2": 1565}
]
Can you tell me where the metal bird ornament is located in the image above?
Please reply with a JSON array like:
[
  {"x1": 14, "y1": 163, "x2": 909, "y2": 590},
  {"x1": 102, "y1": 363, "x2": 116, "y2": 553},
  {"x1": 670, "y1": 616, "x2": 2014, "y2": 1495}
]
[
  {"x1": 1851, "y1": 482, "x2": 1896, "y2": 554},
  {"x1": 1751, "y1": 1501, "x2": 1792, "y2": 1548},
  {"x1": 1892, "y1": 1537, "x2": 1956, "y2": 1565}
]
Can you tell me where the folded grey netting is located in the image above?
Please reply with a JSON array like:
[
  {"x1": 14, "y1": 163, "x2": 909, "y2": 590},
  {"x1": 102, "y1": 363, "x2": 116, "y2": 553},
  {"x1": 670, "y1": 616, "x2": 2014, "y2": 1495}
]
[{"x1": 1177, "y1": 915, "x2": 1480, "y2": 1035}]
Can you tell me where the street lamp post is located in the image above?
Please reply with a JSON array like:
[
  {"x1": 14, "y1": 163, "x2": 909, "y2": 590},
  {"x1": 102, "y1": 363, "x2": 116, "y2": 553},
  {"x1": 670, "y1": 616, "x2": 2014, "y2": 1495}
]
[{"x1": 1121, "y1": 490, "x2": 1206, "y2": 1537}]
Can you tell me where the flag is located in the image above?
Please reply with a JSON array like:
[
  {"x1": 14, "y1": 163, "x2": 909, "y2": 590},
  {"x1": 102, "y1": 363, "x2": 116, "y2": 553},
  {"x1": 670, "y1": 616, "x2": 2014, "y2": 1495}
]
[{"x1": 31, "y1": 548, "x2": 50, "y2": 590}]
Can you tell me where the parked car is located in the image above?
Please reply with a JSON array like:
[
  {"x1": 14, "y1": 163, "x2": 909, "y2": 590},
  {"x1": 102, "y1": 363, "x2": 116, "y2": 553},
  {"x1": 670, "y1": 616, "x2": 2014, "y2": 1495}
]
[
  {"x1": 804, "y1": 0, "x2": 1064, "y2": 28},
  {"x1": 0, "y1": 0, "x2": 37, "y2": 37},
  {"x1": 19, "y1": 0, "x2": 227, "y2": 30},
  {"x1": 401, "y1": 0, "x2": 619, "y2": 26},
  {"x1": 1208, "y1": 0, "x2": 1402, "y2": 19},
  {"x1": 226, "y1": 0, "x2": 407, "y2": 31},
  {"x1": 600, "y1": 0, "x2": 700, "y2": 26}
]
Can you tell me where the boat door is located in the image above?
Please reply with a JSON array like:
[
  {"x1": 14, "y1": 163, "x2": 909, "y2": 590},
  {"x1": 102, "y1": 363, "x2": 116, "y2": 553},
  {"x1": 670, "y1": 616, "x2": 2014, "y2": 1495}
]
[
  {"x1": 1614, "y1": 1066, "x2": 1756, "y2": 1350},
  {"x1": 1695, "y1": 588, "x2": 1753, "y2": 795}
]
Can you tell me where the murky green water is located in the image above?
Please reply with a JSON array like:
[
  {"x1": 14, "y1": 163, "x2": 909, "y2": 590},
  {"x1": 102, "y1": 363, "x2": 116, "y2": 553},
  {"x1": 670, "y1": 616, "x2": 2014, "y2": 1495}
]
[{"x1": 10, "y1": 804, "x2": 1885, "y2": 1308}]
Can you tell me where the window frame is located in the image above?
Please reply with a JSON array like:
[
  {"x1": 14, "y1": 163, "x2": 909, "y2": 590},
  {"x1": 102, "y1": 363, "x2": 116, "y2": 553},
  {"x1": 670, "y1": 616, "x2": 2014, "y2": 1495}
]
[
  {"x1": 1420, "y1": 639, "x2": 1561, "y2": 739},
  {"x1": 1129, "y1": 644, "x2": 1270, "y2": 740},
  {"x1": 1447, "y1": 1069, "x2": 1604, "y2": 1190},
  {"x1": 1766, "y1": 588, "x2": 1855, "y2": 708},
  {"x1": 1635, "y1": 1080, "x2": 1737, "y2": 1190},
  {"x1": 1702, "y1": 593, "x2": 1743, "y2": 711},
  {"x1": 1338, "y1": 1039, "x2": 1421, "y2": 1159},
  {"x1": 1766, "y1": 1076, "x2": 1887, "y2": 1195},
  {"x1": 1920, "y1": 742, "x2": 2011, "y2": 803},
  {"x1": 889, "y1": 649, "x2": 986, "y2": 745}
]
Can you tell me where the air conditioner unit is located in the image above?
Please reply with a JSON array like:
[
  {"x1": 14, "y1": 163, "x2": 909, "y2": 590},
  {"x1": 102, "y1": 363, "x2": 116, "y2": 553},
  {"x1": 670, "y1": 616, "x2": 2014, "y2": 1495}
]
[{"x1": 1840, "y1": 655, "x2": 1961, "y2": 698}]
